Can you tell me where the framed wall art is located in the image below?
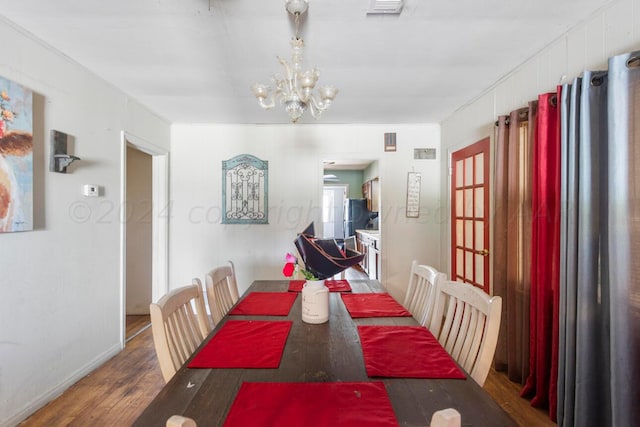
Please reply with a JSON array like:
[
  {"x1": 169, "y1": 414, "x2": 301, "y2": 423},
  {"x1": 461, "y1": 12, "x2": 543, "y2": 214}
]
[
  {"x1": 222, "y1": 154, "x2": 268, "y2": 224},
  {"x1": 406, "y1": 171, "x2": 421, "y2": 218},
  {"x1": 0, "y1": 75, "x2": 33, "y2": 232}
]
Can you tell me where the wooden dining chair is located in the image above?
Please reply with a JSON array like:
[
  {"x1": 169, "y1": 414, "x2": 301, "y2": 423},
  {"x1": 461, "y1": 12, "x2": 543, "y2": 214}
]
[
  {"x1": 428, "y1": 280, "x2": 502, "y2": 386},
  {"x1": 402, "y1": 260, "x2": 446, "y2": 327},
  {"x1": 150, "y1": 284, "x2": 211, "y2": 383},
  {"x1": 205, "y1": 261, "x2": 240, "y2": 326}
]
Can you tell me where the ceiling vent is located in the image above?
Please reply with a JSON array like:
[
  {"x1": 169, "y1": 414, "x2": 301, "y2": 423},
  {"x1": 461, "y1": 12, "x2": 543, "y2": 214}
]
[{"x1": 367, "y1": 0, "x2": 405, "y2": 15}]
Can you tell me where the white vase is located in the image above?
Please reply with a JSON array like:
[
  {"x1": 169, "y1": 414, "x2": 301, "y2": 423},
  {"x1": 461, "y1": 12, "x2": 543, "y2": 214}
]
[{"x1": 301, "y1": 280, "x2": 329, "y2": 324}]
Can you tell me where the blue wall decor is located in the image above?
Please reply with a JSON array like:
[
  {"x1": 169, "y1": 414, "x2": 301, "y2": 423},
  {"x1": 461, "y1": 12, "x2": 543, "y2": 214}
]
[{"x1": 222, "y1": 154, "x2": 268, "y2": 224}]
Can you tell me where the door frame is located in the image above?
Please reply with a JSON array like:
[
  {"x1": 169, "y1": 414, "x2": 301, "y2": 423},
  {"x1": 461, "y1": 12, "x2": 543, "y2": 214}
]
[
  {"x1": 450, "y1": 137, "x2": 491, "y2": 292},
  {"x1": 322, "y1": 184, "x2": 348, "y2": 239},
  {"x1": 119, "y1": 131, "x2": 169, "y2": 348}
]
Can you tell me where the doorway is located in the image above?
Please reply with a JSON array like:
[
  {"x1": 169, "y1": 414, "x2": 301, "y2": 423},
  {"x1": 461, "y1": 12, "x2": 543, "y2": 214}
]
[
  {"x1": 125, "y1": 146, "x2": 153, "y2": 340},
  {"x1": 120, "y1": 132, "x2": 169, "y2": 347},
  {"x1": 322, "y1": 159, "x2": 380, "y2": 279}
]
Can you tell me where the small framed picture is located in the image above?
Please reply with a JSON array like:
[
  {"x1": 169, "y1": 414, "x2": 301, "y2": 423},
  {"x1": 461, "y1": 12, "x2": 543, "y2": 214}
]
[{"x1": 406, "y1": 172, "x2": 421, "y2": 218}]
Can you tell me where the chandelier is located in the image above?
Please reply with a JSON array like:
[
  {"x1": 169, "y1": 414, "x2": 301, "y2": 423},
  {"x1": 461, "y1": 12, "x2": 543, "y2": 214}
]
[{"x1": 250, "y1": 0, "x2": 338, "y2": 123}]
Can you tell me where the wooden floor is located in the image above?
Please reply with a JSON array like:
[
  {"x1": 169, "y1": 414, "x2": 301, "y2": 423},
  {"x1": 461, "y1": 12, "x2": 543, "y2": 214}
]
[
  {"x1": 19, "y1": 292, "x2": 556, "y2": 427},
  {"x1": 484, "y1": 370, "x2": 556, "y2": 427},
  {"x1": 19, "y1": 315, "x2": 164, "y2": 426}
]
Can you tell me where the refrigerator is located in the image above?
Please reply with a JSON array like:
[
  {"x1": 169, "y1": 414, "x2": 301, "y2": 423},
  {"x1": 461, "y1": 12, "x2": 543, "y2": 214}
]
[{"x1": 343, "y1": 198, "x2": 372, "y2": 238}]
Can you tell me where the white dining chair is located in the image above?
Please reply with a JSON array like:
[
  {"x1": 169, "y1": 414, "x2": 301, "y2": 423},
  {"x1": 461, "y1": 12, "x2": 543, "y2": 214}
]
[
  {"x1": 150, "y1": 284, "x2": 211, "y2": 383},
  {"x1": 205, "y1": 261, "x2": 240, "y2": 326},
  {"x1": 428, "y1": 280, "x2": 502, "y2": 386},
  {"x1": 402, "y1": 260, "x2": 446, "y2": 327}
]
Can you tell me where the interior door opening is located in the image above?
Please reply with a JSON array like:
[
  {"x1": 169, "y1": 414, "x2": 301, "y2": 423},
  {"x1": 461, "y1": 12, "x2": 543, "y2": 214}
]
[
  {"x1": 322, "y1": 159, "x2": 381, "y2": 281},
  {"x1": 120, "y1": 132, "x2": 169, "y2": 348},
  {"x1": 125, "y1": 145, "x2": 153, "y2": 341}
]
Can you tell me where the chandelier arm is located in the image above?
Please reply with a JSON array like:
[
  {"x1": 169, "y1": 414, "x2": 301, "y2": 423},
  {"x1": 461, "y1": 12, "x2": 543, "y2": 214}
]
[
  {"x1": 308, "y1": 104, "x2": 321, "y2": 120},
  {"x1": 292, "y1": 76, "x2": 310, "y2": 104},
  {"x1": 308, "y1": 95, "x2": 329, "y2": 113},
  {"x1": 276, "y1": 56, "x2": 297, "y2": 97},
  {"x1": 306, "y1": 96, "x2": 325, "y2": 120},
  {"x1": 257, "y1": 96, "x2": 276, "y2": 109},
  {"x1": 277, "y1": 56, "x2": 293, "y2": 81}
]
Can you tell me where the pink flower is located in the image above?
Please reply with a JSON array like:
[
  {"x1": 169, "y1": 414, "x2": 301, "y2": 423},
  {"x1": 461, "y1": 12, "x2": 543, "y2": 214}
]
[
  {"x1": 282, "y1": 252, "x2": 317, "y2": 280},
  {"x1": 283, "y1": 252, "x2": 298, "y2": 277},
  {"x1": 285, "y1": 252, "x2": 297, "y2": 264}
]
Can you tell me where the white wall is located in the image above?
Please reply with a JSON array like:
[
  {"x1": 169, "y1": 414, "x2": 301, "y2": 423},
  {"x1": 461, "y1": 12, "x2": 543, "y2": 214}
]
[
  {"x1": 170, "y1": 124, "x2": 441, "y2": 302},
  {"x1": 439, "y1": 0, "x2": 640, "y2": 276},
  {"x1": 0, "y1": 17, "x2": 170, "y2": 426}
]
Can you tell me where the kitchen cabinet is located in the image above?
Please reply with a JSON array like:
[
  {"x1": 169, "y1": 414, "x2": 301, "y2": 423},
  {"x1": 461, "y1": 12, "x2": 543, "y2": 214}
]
[
  {"x1": 362, "y1": 181, "x2": 371, "y2": 209},
  {"x1": 362, "y1": 178, "x2": 380, "y2": 212},
  {"x1": 370, "y1": 178, "x2": 379, "y2": 212}
]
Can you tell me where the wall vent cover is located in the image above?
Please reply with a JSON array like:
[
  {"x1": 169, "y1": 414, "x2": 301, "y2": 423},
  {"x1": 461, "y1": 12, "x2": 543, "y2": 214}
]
[
  {"x1": 367, "y1": 0, "x2": 405, "y2": 15},
  {"x1": 414, "y1": 148, "x2": 436, "y2": 159},
  {"x1": 384, "y1": 132, "x2": 397, "y2": 151}
]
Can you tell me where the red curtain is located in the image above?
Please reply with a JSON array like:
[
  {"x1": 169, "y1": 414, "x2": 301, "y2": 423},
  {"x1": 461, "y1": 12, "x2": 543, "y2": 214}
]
[{"x1": 521, "y1": 90, "x2": 561, "y2": 421}]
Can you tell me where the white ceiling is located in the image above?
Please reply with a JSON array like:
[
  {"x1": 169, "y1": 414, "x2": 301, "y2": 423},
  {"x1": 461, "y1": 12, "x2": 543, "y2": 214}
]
[{"x1": 0, "y1": 0, "x2": 611, "y2": 125}]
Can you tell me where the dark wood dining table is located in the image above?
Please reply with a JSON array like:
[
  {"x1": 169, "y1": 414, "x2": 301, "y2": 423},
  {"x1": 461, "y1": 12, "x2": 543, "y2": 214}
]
[{"x1": 133, "y1": 279, "x2": 517, "y2": 426}]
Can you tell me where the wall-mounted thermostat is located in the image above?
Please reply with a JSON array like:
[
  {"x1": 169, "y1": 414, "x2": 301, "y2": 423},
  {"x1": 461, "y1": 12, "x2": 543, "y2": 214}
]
[{"x1": 83, "y1": 184, "x2": 99, "y2": 197}]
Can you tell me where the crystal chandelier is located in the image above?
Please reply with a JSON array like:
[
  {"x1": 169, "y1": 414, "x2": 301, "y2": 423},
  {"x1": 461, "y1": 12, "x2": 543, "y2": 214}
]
[{"x1": 251, "y1": 0, "x2": 338, "y2": 123}]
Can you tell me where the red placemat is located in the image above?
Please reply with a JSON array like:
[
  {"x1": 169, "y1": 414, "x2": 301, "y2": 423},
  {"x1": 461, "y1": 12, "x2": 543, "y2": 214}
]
[
  {"x1": 287, "y1": 280, "x2": 307, "y2": 292},
  {"x1": 188, "y1": 320, "x2": 292, "y2": 369},
  {"x1": 288, "y1": 279, "x2": 352, "y2": 292},
  {"x1": 341, "y1": 293, "x2": 412, "y2": 318},
  {"x1": 223, "y1": 381, "x2": 399, "y2": 427},
  {"x1": 324, "y1": 279, "x2": 352, "y2": 292},
  {"x1": 228, "y1": 292, "x2": 297, "y2": 316},
  {"x1": 357, "y1": 325, "x2": 466, "y2": 379}
]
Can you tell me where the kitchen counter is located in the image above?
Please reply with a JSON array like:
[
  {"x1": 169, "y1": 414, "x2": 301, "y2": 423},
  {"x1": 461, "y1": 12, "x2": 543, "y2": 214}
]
[{"x1": 355, "y1": 229, "x2": 379, "y2": 238}]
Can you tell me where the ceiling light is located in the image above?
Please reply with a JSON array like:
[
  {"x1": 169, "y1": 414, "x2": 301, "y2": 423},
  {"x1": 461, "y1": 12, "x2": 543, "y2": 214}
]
[{"x1": 250, "y1": 0, "x2": 338, "y2": 123}]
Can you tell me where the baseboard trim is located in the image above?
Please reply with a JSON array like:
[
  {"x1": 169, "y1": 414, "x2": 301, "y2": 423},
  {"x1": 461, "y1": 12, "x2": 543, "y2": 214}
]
[
  {"x1": 1, "y1": 343, "x2": 122, "y2": 427},
  {"x1": 126, "y1": 323, "x2": 152, "y2": 343}
]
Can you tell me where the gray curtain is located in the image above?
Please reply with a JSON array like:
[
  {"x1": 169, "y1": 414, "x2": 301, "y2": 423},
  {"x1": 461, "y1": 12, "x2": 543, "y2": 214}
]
[{"x1": 557, "y1": 50, "x2": 640, "y2": 427}]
